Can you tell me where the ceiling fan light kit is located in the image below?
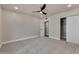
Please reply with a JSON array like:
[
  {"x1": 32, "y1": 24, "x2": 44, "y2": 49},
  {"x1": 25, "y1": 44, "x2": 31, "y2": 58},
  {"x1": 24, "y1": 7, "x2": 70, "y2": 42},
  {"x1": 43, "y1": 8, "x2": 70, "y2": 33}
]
[{"x1": 32, "y1": 4, "x2": 47, "y2": 15}]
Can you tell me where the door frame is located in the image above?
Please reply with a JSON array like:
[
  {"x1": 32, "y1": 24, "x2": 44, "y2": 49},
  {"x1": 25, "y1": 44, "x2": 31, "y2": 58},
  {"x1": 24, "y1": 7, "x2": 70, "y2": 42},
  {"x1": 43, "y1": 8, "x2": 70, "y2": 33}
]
[
  {"x1": 60, "y1": 17, "x2": 66, "y2": 41},
  {"x1": 44, "y1": 21, "x2": 49, "y2": 37}
]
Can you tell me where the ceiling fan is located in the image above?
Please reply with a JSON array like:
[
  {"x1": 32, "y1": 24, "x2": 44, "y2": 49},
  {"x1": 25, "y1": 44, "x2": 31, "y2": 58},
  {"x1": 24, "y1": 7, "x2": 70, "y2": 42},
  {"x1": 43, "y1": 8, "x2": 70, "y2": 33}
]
[{"x1": 32, "y1": 4, "x2": 47, "y2": 15}]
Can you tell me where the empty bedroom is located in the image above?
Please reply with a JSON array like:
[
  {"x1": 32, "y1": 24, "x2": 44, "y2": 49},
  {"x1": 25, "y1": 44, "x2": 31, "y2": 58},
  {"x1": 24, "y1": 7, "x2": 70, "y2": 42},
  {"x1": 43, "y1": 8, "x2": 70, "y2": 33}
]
[{"x1": 0, "y1": 4, "x2": 79, "y2": 54}]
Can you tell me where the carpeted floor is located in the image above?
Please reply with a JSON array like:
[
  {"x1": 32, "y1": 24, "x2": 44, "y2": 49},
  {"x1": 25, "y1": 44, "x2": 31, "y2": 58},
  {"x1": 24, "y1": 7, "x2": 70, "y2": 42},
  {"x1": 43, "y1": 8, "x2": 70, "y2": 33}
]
[{"x1": 0, "y1": 37, "x2": 79, "y2": 54}]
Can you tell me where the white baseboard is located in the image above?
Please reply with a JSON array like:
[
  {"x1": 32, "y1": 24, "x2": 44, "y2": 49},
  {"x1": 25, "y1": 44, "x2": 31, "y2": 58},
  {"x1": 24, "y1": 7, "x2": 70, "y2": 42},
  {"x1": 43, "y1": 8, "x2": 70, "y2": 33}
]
[
  {"x1": 2, "y1": 35, "x2": 40, "y2": 45},
  {"x1": 49, "y1": 36, "x2": 60, "y2": 40}
]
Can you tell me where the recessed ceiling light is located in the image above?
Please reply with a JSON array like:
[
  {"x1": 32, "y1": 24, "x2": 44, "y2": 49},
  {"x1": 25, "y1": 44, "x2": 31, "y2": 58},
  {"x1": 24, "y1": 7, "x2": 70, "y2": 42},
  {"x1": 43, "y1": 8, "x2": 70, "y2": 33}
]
[
  {"x1": 14, "y1": 6, "x2": 19, "y2": 10},
  {"x1": 67, "y1": 4, "x2": 72, "y2": 7}
]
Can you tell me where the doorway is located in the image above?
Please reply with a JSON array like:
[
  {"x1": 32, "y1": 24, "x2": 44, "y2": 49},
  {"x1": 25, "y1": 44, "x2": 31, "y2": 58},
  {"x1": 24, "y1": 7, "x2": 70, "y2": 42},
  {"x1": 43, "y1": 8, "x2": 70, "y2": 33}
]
[
  {"x1": 60, "y1": 17, "x2": 66, "y2": 41},
  {"x1": 44, "y1": 21, "x2": 49, "y2": 37}
]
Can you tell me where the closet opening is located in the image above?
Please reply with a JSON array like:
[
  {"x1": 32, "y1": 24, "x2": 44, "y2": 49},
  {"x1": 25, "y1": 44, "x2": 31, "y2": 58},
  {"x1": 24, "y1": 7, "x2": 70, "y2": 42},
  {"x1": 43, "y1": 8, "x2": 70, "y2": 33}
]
[{"x1": 60, "y1": 17, "x2": 66, "y2": 41}]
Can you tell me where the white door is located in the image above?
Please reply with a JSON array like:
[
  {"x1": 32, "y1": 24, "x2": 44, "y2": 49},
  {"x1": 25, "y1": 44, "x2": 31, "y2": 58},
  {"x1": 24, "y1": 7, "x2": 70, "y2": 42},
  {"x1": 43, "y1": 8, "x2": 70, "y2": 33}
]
[{"x1": 67, "y1": 15, "x2": 79, "y2": 44}]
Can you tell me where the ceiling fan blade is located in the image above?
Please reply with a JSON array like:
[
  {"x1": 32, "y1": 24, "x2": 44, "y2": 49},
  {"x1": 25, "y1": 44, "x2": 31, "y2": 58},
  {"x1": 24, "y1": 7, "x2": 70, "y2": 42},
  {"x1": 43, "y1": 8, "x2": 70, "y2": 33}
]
[
  {"x1": 41, "y1": 4, "x2": 46, "y2": 11},
  {"x1": 42, "y1": 12, "x2": 47, "y2": 15},
  {"x1": 32, "y1": 11, "x2": 40, "y2": 12}
]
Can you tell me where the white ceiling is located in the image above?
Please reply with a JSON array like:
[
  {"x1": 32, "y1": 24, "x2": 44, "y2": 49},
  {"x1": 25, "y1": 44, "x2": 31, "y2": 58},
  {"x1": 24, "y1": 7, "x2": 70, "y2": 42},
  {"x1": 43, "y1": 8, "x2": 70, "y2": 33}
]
[{"x1": 1, "y1": 4, "x2": 79, "y2": 18}]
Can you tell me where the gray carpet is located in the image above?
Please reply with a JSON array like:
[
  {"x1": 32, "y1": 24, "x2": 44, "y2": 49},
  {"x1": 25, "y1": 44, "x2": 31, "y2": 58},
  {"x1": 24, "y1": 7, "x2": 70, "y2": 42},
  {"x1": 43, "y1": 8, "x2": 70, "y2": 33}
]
[{"x1": 0, "y1": 37, "x2": 79, "y2": 54}]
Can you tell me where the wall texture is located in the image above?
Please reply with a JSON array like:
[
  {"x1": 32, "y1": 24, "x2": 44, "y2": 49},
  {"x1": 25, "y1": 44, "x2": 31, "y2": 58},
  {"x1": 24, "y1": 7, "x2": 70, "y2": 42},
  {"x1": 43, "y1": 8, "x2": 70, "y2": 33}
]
[
  {"x1": 2, "y1": 9, "x2": 40, "y2": 42},
  {"x1": 49, "y1": 8, "x2": 79, "y2": 41},
  {"x1": 0, "y1": 6, "x2": 2, "y2": 45}
]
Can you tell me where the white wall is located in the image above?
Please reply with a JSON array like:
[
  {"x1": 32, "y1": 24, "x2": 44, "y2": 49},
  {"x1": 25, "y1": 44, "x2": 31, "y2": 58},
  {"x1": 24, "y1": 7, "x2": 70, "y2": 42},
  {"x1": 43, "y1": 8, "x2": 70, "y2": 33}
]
[
  {"x1": 49, "y1": 8, "x2": 79, "y2": 40},
  {"x1": 0, "y1": 6, "x2": 2, "y2": 45},
  {"x1": 40, "y1": 18, "x2": 45, "y2": 37},
  {"x1": 49, "y1": 16, "x2": 60, "y2": 40},
  {"x1": 2, "y1": 9, "x2": 40, "y2": 42}
]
